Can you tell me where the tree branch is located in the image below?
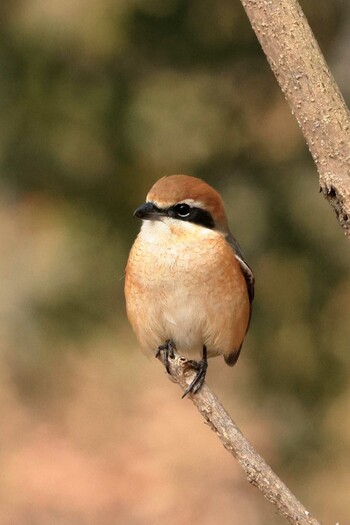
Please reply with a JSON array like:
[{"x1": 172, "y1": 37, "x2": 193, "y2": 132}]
[
  {"x1": 239, "y1": 0, "x2": 350, "y2": 238},
  {"x1": 157, "y1": 351, "x2": 321, "y2": 525}
]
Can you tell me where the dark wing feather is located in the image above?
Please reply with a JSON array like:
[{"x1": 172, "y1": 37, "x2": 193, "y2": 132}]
[
  {"x1": 226, "y1": 232, "x2": 254, "y2": 303},
  {"x1": 224, "y1": 231, "x2": 254, "y2": 367}
]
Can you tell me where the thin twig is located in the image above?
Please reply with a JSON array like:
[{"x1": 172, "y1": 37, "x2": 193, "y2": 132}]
[
  {"x1": 239, "y1": 0, "x2": 350, "y2": 238},
  {"x1": 157, "y1": 351, "x2": 321, "y2": 525}
]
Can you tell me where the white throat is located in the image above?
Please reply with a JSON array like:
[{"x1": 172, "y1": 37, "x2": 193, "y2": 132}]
[{"x1": 140, "y1": 217, "x2": 220, "y2": 244}]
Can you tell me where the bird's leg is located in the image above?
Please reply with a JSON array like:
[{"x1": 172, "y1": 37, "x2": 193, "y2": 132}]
[
  {"x1": 156, "y1": 339, "x2": 176, "y2": 374},
  {"x1": 182, "y1": 345, "x2": 208, "y2": 398}
]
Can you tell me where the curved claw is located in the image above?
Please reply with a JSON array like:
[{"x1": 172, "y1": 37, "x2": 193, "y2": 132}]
[
  {"x1": 182, "y1": 346, "x2": 208, "y2": 397},
  {"x1": 156, "y1": 339, "x2": 176, "y2": 373},
  {"x1": 182, "y1": 359, "x2": 208, "y2": 398}
]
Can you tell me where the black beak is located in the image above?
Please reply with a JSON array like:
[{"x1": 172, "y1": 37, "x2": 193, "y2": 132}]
[{"x1": 133, "y1": 202, "x2": 164, "y2": 220}]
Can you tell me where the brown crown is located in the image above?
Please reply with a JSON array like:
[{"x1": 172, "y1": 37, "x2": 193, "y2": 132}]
[{"x1": 147, "y1": 174, "x2": 228, "y2": 231}]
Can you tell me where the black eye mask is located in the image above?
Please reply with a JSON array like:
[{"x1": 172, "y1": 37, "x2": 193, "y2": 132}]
[{"x1": 167, "y1": 204, "x2": 215, "y2": 229}]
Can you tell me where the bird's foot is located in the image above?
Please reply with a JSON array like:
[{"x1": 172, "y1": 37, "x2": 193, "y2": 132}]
[
  {"x1": 182, "y1": 358, "x2": 208, "y2": 398},
  {"x1": 156, "y1": 339, "x2": 176, "y2": 374}
]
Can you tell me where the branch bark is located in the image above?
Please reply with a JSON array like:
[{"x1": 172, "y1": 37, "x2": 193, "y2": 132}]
[
  {"x1": 239, "y1": 0, "x2": 350, "y2": 237},
  {"x1": 157, "y1": 351, "x2": 321, "y2": 525}
]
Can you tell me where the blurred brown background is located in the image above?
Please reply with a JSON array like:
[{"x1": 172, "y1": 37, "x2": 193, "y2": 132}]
[{"x1": 0, "y1": 0, "x2": 350, "y2": 523}]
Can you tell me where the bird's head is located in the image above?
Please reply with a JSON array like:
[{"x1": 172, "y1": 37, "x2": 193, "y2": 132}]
[{"x1": 134, "y1": 174, "x2": 229, "y2": 234}]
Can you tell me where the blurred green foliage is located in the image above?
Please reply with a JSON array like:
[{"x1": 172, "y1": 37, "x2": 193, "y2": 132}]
[{"x1": 0, "y1": 0, "x2": 349, "y2": 519}]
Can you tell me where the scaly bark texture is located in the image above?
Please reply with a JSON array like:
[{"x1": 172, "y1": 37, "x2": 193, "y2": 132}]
[
  {"x1": 158, "y1": 351, "x2": 321, "y2": 525},
  {"x1": 240, "y1": 0, "x2": 350, "y2": 237}
]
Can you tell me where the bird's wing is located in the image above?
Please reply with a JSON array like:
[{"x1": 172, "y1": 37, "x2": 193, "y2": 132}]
[
  {"x1": 226, "y1": 231, "x2": 254, "y2": 303},
  {"x1": 224, "y1": 231, "x2": 254, "y2": 367}
]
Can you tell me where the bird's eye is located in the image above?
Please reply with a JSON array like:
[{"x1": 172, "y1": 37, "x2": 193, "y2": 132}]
[{"x1": 174, "y1": 203, "x2": 191, "y2": 218}]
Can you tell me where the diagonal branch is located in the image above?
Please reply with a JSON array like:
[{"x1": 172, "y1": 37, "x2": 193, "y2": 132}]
[
  {"x1": 157, "y1": 351, "x2": 321, "y2": 525},
  {"x1": 239, "y1": 0, "x2": 350, "y2": 238}
]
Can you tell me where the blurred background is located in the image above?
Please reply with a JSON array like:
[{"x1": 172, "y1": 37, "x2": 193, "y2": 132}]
[{"x1": 0, "y1": 0, "x2": 349, "y2": 523}]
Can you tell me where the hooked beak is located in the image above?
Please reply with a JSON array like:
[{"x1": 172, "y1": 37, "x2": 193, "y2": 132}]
[{"x1": 133, "y1": 202, "x2": 165, "y2": 220}]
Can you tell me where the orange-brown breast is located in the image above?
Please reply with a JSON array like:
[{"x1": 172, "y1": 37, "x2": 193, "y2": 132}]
[{"x1": 125, "y1": 220, "x2": 250, "y2": 360}]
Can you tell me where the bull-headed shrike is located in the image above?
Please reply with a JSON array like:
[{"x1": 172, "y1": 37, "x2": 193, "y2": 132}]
[{"x1": 125, "y1": 175, "x2": 254, "y2": 397}]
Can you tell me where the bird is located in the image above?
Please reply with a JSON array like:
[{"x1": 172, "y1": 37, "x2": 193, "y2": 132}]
[{"x1": 124, "y1": 174, "x2": 254, "y2": 397}]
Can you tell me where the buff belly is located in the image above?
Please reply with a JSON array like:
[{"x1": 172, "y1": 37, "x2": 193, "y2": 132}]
[{"x1": 125, "y1": 220, "x2": 250, "y2": 360}]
